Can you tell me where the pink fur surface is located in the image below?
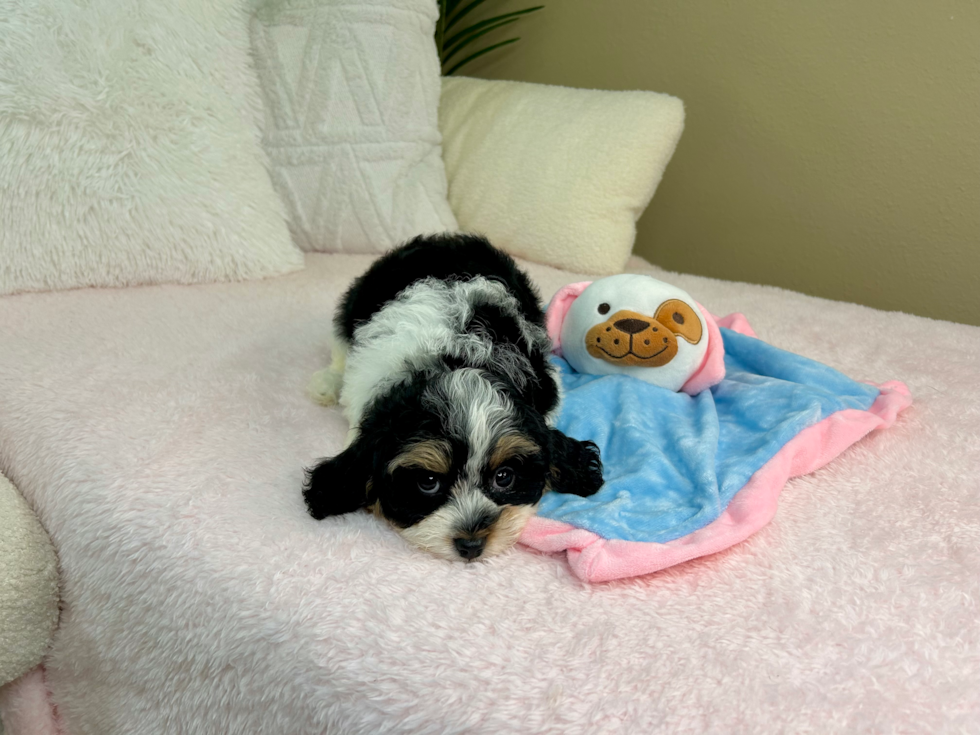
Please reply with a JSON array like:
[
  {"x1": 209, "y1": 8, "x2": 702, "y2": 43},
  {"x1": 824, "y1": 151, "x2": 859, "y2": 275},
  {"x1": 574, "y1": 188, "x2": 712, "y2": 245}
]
[
  {"x1": 0, "y1": 667, "x2": 60, "y2": 735},
  {"x1": 0, "y1": 254, "x2": 977, "y2": 733}
]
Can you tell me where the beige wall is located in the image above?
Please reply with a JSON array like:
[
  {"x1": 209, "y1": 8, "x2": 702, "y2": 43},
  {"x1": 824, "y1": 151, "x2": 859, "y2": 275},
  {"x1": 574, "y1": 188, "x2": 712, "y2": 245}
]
[{"x1": 463, "y1": 1, "x2": 980, "y2": 326}]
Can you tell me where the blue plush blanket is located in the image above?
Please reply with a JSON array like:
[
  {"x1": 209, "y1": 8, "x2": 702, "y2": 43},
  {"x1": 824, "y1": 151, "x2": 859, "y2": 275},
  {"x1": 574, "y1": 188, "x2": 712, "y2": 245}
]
[{"x1": 537, "y1": 328, "x2": 880, "y2": 543}]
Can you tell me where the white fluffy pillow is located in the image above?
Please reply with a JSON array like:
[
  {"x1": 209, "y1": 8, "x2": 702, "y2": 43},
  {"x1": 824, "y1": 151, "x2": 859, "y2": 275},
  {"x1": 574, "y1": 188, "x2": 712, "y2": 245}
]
[
  {"x1": 439, "y1": 77, "x2": 685, "y2": 275},
  {"x1": 250, "y1": 0, "x2": 458, "y2": 253},
  {"x1": 0, "y1": 0, "x2": 305, "y2": 296}
]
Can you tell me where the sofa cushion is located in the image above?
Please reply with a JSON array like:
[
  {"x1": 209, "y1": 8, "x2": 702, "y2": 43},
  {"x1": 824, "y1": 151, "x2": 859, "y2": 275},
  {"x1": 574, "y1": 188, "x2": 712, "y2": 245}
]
[
  {"x1": 439, "y1": 77, "x2": 684, "y2": 275},
  {"x1": 0, "y1": 0, "x2": 304, "y2": 297}
]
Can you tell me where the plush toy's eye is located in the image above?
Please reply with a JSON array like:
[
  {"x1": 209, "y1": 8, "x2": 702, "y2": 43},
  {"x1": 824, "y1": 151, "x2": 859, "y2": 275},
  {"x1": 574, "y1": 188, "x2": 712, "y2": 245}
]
[
  {"x1": 598, "y1": 303, "x2": 611, "y2": 315},
  {"x1": 418, "y1": 475, "x2": 442, "y2": 495}
]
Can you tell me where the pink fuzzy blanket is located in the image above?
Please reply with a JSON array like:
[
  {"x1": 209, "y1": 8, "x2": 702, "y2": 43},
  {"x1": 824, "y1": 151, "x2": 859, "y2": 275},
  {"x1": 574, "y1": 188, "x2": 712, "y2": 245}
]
[{"x1": 0, "y1": 254, "x2": 977, "y2": 734}]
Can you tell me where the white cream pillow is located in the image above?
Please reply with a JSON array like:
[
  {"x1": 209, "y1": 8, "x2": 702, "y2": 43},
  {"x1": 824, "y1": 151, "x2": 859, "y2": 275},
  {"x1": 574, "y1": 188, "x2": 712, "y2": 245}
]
[
  {"x1": 0, "y1": 0, "x2": 305, "y2": 296},
  {"x1": 250, "y1": 0, "x2": 458, "y2": 253},
  {"x1": 439, "y1": 77, "x2": 685, "y2": 275}
]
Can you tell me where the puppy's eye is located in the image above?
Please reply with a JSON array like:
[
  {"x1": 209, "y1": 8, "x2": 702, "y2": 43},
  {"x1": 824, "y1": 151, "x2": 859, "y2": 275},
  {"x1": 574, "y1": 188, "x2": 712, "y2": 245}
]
[
  {"x1": 418, "y1": 475, "x2": 442, "y2": 495},
  {"x1": 493, "y1": 467, "x2": 516, "y2": 490},
  {"x1": 597, "y1": 303, "x2": 611, "y2": 315}
]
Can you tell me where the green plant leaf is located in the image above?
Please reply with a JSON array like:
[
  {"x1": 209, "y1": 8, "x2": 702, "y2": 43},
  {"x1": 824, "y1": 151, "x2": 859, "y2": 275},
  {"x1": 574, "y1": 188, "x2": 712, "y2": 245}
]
[
  {"x1": 445, "y1": 0, "x2": 491, "y2": 31},
  {"x1": 442, "y1": 6, "x2": 542, "y2": 53},
  {"x1": 436, "y1": 0, "x2": 448, "y2": 56},
  {"x1": 446, "y1": 37, "x2": 520, "y2": 75},
  {"x1": 442, "y1": 17, "x2": 519, "y2": 63}
]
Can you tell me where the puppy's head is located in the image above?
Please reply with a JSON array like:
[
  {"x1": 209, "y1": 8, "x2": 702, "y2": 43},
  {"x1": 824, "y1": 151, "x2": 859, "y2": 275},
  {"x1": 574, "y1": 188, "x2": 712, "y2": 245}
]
[{"x1": 304, "y1": 368, "x2": 602, "y2": 561}]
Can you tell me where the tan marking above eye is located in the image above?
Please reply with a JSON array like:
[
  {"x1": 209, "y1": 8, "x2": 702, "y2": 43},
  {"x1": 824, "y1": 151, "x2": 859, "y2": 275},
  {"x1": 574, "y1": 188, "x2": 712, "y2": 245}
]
[
  {"x1": 490, "y1": 434, "x2": 541, "y2": 470},
  {"x1": 387, "y1": 440, "x2": 452, "y2": 475},
  {"x1": 654, "y1": 300, "x2": 703, "y2": 344}
]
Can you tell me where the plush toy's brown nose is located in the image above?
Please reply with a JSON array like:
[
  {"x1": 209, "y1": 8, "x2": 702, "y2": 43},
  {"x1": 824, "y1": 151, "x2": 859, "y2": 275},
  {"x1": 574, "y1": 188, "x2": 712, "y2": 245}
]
[{"x1": 613, "y1": 318, "x2": 650, "y2": 334}]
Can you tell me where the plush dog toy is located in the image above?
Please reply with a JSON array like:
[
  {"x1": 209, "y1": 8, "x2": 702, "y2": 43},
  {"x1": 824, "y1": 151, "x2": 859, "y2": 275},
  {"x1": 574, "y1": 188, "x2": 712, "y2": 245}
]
[{"x1": 546, "y1": 274, "x2": 725, "y2": 394}]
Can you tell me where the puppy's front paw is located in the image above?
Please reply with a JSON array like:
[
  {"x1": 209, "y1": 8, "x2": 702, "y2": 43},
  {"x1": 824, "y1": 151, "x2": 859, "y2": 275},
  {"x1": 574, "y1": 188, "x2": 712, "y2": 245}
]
[
  {"x1": 575, "y1": 440, "x2": 604, "y2": 496},
  {"x1": 309, "y1": 368, "x2": 344, "y2": 406},
  {"x1": 549, "y1": 430, "x2": 604, "y2": 497}
]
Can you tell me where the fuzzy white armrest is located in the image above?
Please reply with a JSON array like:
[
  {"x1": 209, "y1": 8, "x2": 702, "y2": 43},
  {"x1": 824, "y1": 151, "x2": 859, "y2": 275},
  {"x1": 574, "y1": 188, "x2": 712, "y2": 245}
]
[
  {"x1": 0, "y1": 475, "x2": 58, "y2": 687},
  {"x1": 439, "y1": 77, "x2": 684, "y2": 275}
]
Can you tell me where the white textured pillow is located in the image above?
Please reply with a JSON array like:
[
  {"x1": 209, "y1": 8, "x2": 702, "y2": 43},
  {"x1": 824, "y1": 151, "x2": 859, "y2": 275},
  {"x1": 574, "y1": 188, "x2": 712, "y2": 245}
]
[
  {"x1": 0, "y1": 0, "x2": 305, "y2": 296},
  {"x1": 439, "y1": 77, "x2": 685, "y2": 275},
  {"x1": 251, "y1": 0, "x2": 458, "y2": 253}
]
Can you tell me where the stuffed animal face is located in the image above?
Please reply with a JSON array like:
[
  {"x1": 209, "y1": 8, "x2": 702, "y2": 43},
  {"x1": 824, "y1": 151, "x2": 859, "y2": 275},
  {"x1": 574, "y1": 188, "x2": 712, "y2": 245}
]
[{"x1": 559, "y1": 274, "x2": 709, "y2": 391}]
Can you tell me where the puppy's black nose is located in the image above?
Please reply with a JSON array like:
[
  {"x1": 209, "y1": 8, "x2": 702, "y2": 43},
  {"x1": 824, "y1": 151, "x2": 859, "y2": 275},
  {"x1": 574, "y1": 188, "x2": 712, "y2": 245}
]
[
  {"x1": 613, "y1": 318, "x2": 650, "y2": 334},
  {"x1": 454, "y1": 537, "x2": 485, "y2": 560}
]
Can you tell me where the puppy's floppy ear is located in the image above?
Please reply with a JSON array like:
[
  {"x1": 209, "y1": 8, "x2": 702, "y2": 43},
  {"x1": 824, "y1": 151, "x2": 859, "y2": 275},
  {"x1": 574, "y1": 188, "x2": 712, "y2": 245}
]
[
  {"x1": 303, "y1": 440, "x2": 373, "y2": 519},
  {"x1": 548, "y1": 429, "x2": 603, "y2": 497}
]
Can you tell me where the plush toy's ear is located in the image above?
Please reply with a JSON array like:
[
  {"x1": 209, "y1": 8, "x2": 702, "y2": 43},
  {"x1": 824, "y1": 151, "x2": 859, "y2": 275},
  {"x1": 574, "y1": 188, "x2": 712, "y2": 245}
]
[
  {"x1": 545, "y1": 281, "x2": 592, "y2": 356},
  {"x1": 303, "y1": 439, "x2": 373, "y2": 519},
  {"x1": 548, "y1": 429, "x2": 603, "y2": 497},
  {"x1": 680, "y1": 303, "x2": 725, "y2": 396}
]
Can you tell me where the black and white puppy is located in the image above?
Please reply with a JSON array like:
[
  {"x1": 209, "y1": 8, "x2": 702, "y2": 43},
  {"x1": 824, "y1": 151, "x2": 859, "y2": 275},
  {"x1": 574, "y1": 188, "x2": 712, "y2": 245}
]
[{"x1": 304, "y1": 233, "x2": 603, "y2": 561}]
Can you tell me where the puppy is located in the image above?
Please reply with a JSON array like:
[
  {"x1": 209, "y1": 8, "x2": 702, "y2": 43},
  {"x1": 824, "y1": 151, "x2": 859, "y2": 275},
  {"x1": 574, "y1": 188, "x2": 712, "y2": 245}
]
[{"x1": 304, "y1": 233, "x2": 603, "y2": 561}]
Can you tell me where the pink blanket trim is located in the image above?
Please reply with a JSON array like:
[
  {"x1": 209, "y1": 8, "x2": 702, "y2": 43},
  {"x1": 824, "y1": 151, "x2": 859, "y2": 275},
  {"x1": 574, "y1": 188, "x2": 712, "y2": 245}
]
[{"x1": 520, "y1": 311, "x2": 911, "y2": 583}]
